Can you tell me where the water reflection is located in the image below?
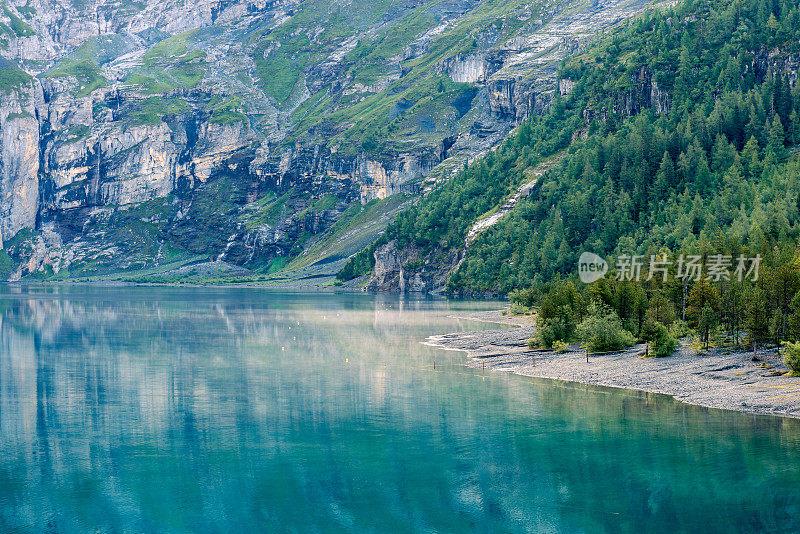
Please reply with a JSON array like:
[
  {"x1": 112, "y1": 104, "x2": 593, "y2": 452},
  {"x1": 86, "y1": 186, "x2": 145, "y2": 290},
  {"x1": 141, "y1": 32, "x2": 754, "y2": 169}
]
[{"x1": 0, "y1": 286, "x2": 798, "y2": 533}]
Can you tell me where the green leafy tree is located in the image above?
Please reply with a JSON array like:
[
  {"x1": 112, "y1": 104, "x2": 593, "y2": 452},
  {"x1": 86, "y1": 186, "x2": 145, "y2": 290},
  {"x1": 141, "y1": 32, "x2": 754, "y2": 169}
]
[
  {"x1": 577, "y1": 304, "x2": 636, "y2": 353},
  {"x1": 642, "y1": 319, "x2": 679, "y2": 357}
]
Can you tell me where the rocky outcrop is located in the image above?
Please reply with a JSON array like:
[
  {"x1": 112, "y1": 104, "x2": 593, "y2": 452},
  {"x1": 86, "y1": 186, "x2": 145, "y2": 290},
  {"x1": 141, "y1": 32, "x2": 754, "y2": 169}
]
[
  {"x1": 486, "y1": 77, "x2": 539, "y2": 121},
  {"x1": 40, "y1": 106, "x2": 255, "y2": 213},
  {"x1": 616, "y1": 66, "x2": 672, "y2": 116},
  {"x1": 443, "y1": 54, "x2": 495, "y2": 83},
  {"x1": 1, "y1": 0, "x2": 278, "y2": 68},
  {"x1": 98, "y1": 122, "x2": 181, "y2": 205},
  {"x1": 367, "y1": 241, "x2": 461, "y2": 293},
  {"x1": 0, "y1": 82, "x2": 41, "y2": 243},
  {"x1": 249, "y1": 143, "x2": 431, "y2": 203},
  {"x1": 0, "y1": 0, "x2": 672, "y2": 282}
]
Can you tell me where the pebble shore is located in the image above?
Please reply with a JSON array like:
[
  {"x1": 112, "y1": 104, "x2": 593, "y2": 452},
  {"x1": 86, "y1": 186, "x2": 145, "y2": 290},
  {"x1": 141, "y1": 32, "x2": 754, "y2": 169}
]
[{"x1": 427, "y1": 310, "x2": 800, "y2": 419}]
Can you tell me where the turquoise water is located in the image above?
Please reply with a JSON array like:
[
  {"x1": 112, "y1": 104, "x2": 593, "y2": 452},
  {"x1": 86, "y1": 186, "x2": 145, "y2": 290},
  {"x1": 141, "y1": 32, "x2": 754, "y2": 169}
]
[{"x1": 0, "y1": 287, "x2": 799, "y2": 533}]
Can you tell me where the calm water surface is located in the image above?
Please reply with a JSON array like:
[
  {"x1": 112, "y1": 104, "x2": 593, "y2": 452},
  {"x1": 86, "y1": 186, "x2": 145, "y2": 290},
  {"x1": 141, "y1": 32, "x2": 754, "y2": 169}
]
[{"x1": 0, "y1": 286, "x2": 799, "y2": 533}]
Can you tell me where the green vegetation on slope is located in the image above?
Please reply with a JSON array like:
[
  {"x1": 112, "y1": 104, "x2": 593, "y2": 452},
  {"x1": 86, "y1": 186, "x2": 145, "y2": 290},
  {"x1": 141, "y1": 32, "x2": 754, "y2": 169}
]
[
  {"x1": 251, "y1": 0, "x2": 412, "y2": 104},
  {"x1": 2, "y1": 4, "x2": 34, "y2": 37},
  {"x1": 126, "y1": 96, "x2": 190, "y2": 126},
  {"x1": 347, "y1": 0, "x2": 800, "y2": 293},
  {"x1": 251, "y1": 0, "x2": 549, "y2": 149},
  {"x1": 45, "y1": 59, "x2": 107, "y2": 96},
  {"x1": 343, "y1": 0, "x2": 800, "y2": 357},
  {"x1": 0, "y1": 57, "x2": 31, "y2": 92},
  {"x1": 292, "y1": 195, "x2": 408, "y2": 276},
  {"x1": 452, "y1": 0, "x2": 800, "y2": 293},
  {"x1": 208, "y1": 95, "x2": 247, "y2": 125},
  {"x1": 135, "y1": 30, "x2": 206, "y2": 91},
  {"x1": 318, "y1": 0, "x2": 537, "y2": 150},
  {"x1": 68, "y1": 34, "x2": 134, "y2": 64},
  {"x1": 43, "y1": 35, "x2": 140, "y2": 96},
  {"x1": 253, "y1": 34, "x2": 312, "y2": 103}
]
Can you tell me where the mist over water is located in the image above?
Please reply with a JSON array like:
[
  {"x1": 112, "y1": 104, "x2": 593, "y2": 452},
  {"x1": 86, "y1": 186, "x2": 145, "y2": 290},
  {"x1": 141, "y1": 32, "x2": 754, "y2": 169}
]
[{"x1": 0, "y1": 286, "x2": 798, "y2": 533}]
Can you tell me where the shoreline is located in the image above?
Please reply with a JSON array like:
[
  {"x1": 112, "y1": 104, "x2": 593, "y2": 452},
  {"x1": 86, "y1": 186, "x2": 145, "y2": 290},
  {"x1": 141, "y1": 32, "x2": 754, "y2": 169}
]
[{"x1": 428, "y1": 310, "x2": 800, "y2": 419}]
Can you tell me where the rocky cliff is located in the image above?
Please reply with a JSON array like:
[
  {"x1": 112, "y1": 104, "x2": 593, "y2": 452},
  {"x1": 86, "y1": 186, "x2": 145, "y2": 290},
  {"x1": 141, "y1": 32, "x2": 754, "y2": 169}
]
[{"x1": 0, "y1": 0, "x2": 662, "y2": 282}]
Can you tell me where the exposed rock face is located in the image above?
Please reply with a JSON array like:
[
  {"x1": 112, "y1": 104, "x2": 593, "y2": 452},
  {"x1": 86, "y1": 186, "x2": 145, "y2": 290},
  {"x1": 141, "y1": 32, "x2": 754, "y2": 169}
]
[
  {"x1": 0, "y1": 82, "x2": 41, "y2": 242},
  {"x1": 369, "y1": 241, "x2": 408, "y2": 292},
  {"x1": 1, "y1": 0, "x2": 273, "y2": 66},
  {"x1": 0, "y1": 0, "x2": 669, "y2": 281},
  {"x1": 368, "y1": 241, "x2": 462, "y2": 293},
  {"x1": 39, "y1": 100, "x2": 256, "y2": 214},
  {"x1": 444, "y1": 54, "x2": 495, "y2": 83},
  {"x1": 98, "y1": 123, "x2": 179, "y2": 205}
]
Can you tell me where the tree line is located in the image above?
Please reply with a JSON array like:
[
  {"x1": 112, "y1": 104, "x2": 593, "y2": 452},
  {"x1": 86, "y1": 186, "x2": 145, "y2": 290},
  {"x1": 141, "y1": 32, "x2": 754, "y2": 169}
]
[
  {"x1": 512, "y1": 243, "x2": 800, "y2": 363},
  {"x1": 340, "y1": 0, "x2": 800, "y2": 367}
]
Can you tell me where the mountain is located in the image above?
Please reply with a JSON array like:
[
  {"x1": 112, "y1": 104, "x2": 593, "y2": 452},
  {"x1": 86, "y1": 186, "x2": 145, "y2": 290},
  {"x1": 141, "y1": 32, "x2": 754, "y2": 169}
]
[
  {"x1": 0, "y1": 0, "x2": 659, "y2": 282},
  {"x1": 350, "y1": 0, "x2": 800, "y2": 295}
]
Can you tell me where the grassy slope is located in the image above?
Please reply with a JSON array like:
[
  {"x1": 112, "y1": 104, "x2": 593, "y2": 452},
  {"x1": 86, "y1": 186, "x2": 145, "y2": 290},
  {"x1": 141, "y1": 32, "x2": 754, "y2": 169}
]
[
  {"x1": 19, "y1": 0, "x2": 558, "y2": 283},
  {"x1": 352, "y1": 0, "x2": 800, "y2": 294},
  {"x1": 0, "y1": 57, "x2": 31, "y2": 91},
  {"x1": 283, "y1": 194, "x2": 411, "y2": 273},
  {"x1": 254, "y1": 0, "x2": 555, "y2": 151}
]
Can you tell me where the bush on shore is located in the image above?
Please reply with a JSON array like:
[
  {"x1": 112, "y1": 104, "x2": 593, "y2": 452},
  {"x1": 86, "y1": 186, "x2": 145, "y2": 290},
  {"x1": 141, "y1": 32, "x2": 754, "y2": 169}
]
[
  {"x1": 782, "y1": 341, "x2": 800, "y2": 374},
  {"x1": 530, "y1": 280, "x2": 586, "y2": 349},
  {"x1": 508, "y1": 302, "x2": 531, "y2": 315},
  {"x1": 642, "y1": 319, "x2": 678, "y2": 357},
  {"x1": 577, "y1": 304, "x2": 635, "y2": 353},
  {"x1": 668, "y1": 320, "x2": 692, "y2": 340},
  {"x1": 552, "y1": 339, "x2": 570, "y2": 353},
  {"x1": 536, "y1": 316, "x2": 574, "y2": 349}
]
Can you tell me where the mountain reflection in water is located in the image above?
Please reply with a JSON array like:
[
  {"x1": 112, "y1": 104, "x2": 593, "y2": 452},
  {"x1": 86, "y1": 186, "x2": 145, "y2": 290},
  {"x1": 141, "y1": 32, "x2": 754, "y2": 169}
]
[{"x1": 0, "y1": 286, "x2": 798, "y2": 533}]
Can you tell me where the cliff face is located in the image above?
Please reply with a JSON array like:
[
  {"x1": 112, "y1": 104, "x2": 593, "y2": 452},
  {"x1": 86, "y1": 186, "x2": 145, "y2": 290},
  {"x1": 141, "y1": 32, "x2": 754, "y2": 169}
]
[
  {"x1": 368, "y1": 241, "x2": 464, "y2": 294},
  {"x1": 0, "y1": 0, "x2": 664, "y2": 281},
  {"x1": 2, "y1": 0, "x2": 272, "y2": 64}
]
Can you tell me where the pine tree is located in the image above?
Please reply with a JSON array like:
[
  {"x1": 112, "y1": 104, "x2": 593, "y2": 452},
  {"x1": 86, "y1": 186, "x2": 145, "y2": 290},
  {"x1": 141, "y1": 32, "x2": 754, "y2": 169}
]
[
  {"x1": 768, "y1": 114, "x2": 786, "y2": 158},
  {"x1": 789, "y1": 110, "x2": 800, "y2": 145}
]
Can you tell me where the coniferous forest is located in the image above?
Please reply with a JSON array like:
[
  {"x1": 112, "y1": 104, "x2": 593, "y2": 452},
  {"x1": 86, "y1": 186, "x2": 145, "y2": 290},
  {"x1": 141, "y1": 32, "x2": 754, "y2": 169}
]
[{"x1": 341, "y1": 0, "x2": 800, "y2": 359}]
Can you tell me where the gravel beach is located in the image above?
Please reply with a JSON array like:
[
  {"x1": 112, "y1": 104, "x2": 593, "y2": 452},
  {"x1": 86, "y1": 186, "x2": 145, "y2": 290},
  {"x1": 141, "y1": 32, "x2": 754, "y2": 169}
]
[{"x1": 427, "y1": 310, "x2": 800, "y2": 419}]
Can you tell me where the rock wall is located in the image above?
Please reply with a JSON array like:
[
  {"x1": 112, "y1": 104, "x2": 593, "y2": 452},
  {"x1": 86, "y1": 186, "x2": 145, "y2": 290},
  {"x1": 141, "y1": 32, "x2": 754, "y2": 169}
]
[
  {"x1": 0, "y1": 82, "x2": 41, "y2": 242},
  {"x1": 0, "y1": 0, "x2": 675, "y2": 281},
  {"x1": 1, "y1": 0, "x2": 281, "y2": 68},
  {"x1": 368, "y1": 241, "x2": 462, "y2": 293},
  {"x1": 250, "y1": 143, "x2": 432, "y2": 202},
  {"x1": 39, "y1": 92, "x2": 256, "y2": 216}
]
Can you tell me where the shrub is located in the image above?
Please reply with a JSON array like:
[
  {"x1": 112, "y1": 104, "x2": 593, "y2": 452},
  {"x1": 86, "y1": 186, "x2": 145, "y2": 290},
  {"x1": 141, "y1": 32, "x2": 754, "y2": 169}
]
[
  {"x1": 642, "y1": 319, "x2": 678, "y2": 357},
  {"x1": 652, "y1": 331, "x2": 678, "y2": 357},
  {"x1": 577, "y1": 305, "x2": 635, "y2": 353},
  {"x1": 508, "y1": 302, "x2": 531, "y2": 315},
  {"x1": 711, "y1": 325, "x2": 728, "y2": 348},
  {"x1": 552, "y1": 339, "x2": 570, "y2": 353},
  {"x1": 509, "y1": 287, "x2": 537, "y2": 308},
  {"x1": 782, "y1": 341, "x2": 800, "y2": 374},
  {"x1": 536, "y1": 316, "x2": 573, "y2": 349},
  {"x1": 668, "y1": 319, "x2": 692, "y2": 340}
]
